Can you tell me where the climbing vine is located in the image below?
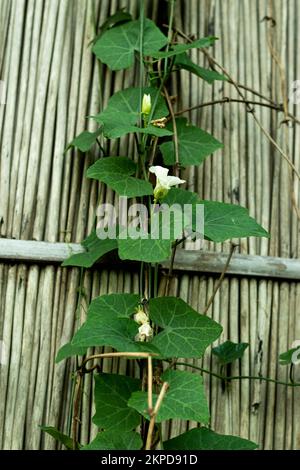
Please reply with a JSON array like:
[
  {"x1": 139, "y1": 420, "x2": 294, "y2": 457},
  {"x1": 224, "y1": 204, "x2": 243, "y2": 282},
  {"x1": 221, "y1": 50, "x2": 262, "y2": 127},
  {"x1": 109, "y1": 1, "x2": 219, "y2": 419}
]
[{"x1": 41, "y1": 2, "x2": 299, "y2": 451}]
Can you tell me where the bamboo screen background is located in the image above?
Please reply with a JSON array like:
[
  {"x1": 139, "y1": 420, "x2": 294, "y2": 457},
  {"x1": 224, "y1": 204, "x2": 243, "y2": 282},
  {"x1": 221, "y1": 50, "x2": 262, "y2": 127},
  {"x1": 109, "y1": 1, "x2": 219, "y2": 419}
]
[{"x1": 0, "y1": 0, "x2": 299, "y2": 450}]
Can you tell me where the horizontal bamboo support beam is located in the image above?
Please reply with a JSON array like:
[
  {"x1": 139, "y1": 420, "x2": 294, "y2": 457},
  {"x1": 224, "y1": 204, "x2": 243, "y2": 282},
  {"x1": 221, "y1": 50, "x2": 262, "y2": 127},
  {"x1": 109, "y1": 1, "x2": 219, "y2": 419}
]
[
  {"x1": 0, "y1": 238, "x2": 300, "y2": 280},
  {"x1": 162, "y1": 250, "x2": 300, "y2": 280},
  {"x1": 0, "y1": 238, "x2": 84, "y2": 263}
]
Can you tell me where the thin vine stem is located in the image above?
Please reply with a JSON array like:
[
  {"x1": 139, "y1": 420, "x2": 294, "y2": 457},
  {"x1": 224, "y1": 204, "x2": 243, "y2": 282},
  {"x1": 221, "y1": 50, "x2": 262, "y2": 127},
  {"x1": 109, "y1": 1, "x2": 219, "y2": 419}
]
[
  {"x1": 171, "y1": 24, "x2": 300, "y2": 127},
  {"x1": 154, "y1": 262, "x2": 159, "y2": 298},
  {"x1": 72, "y1": 371, "x2": 83, "y2": 449},
  {"x1": 80, "y1": 351, "x2": 157, "y2": 371},
  {"x1": 70, "y1": 267, "x2": 85, "y2": 442},
  {"x1": 164, "y1": 0, "x2": 176, "y2": 76},
  {"x1": 200, "y1": 49, "x2": 300, "y2": 182},
  {"x1": 203, "y1": 244, "x2": 237, "y2": 314},
  {"x1": 164, "y1": 85, "x2": 180, "y2": 176},
  {"x1": 174, "y1": 361, "x2": 300, "y2": 387},
  {"x1": 139, "y1": 0, "x2": 145, "y2": 131},
  {"x1": 164, "y1": 242, "x2": 178, "y2": 296},
  {"x1": 145, "y1": 382, "x2": 169, "y2": 450},
  {"x1": 147, "y1": 356, "x2": 153, "y2": 414},
  {"x1": 67, "y1": 374, "x2": 76, "y2": 438},
  {"x1": 140, "y1": 261, "x2": 144, "y2": 298},
  {"x1": 175, "y1": 98, "x2": 285, "y2": 116}
]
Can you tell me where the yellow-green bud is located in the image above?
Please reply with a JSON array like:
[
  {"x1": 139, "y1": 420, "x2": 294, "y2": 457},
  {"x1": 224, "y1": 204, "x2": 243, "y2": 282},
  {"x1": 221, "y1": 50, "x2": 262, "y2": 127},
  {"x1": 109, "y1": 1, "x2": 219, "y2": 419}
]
[{"x1": 153, "y1": 185, "x2": 169, "y2": 202}]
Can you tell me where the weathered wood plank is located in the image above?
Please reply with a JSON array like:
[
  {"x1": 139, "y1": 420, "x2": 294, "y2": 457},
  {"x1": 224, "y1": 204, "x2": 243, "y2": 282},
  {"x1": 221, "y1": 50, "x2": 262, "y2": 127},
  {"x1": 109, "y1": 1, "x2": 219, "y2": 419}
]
[
  {"x1": 166, "y1": 249, "x2": 300, "y2": 280},
  {"x1": 0, "y1": 238, "x2": 300, "y2": 280}
]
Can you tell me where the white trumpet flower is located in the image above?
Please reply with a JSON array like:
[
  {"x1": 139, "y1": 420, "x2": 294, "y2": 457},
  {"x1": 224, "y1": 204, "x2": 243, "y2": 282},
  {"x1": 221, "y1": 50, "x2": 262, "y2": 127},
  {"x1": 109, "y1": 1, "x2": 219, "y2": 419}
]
[
  {"x1": 142, "y1": 93, "x2": 151, "y2": 115},
  {"x1": 149, "y1": 165, "x2": 185, "y2": 201}
]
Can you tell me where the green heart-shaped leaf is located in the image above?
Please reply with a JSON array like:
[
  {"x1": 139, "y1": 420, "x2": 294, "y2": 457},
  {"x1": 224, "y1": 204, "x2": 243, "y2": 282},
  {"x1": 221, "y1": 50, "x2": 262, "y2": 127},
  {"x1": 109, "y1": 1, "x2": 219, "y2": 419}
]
[
  {"x1": 151, "y1": 37, "x2": 217, "y2": 59},
  {"x1": 164, "y1": 427, "x2": 258, "y2": 450},
  {"x1": 212, "y1": 340, "x2": 249, "y2": 365},
  {"x1": 62, "y1": 230, "x2": 118, "y2": 268},
  {"x1": 87, "y1": 157, "x2": 153, "y2": 197},
  {"x1": 67, "y1": 294, "x2": 159, "y2": 355},
  {"x1": 150, "y1": 297, "x2": 222, "y2": 358},
  {"x1": 93, "y1": 19, "x2": 168, "y2": 70},
  {"x1": 94, "y1": 87, "x2": 172, "y2": 139},
  {"x1": 93, "y1": 373, "x2": 141, "y2": 431},
  {"x1": 160, "y1": 118, "x2": 223, "y2": 166},
  {"x1": 175, "y1": 52, "x2": 227, "y2": 84},
  {"x1": 128, "y1": 369, "x2": 209, "y2": 424},
  {"x1": 81, "y1": 430, "x2": 142, "y2": 450}
]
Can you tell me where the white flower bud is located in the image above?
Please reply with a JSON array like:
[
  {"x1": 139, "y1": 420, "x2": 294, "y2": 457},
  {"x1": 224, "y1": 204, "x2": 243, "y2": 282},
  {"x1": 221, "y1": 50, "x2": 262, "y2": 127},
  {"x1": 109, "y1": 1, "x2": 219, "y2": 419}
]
[
  {"x1": 135, "y1": 322, "x2": 153, "y2": 342},
  {"x1": 142, "y1": 93, "x2": 151, "y2": 115},
  {"x1": 139, "y1": 322, "x2": 153, "y2": 338},
  {"x1": 134, "y1": 310, "x2": 149, "y2": 325}
]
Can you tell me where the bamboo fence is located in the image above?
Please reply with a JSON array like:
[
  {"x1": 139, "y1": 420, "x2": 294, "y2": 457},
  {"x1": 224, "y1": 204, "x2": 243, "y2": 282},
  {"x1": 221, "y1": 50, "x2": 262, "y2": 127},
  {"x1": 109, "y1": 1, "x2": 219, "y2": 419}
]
[{"x1": 0, "y1": 0, "x2": 300, "y2": 450}]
